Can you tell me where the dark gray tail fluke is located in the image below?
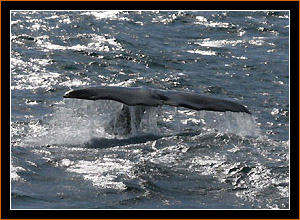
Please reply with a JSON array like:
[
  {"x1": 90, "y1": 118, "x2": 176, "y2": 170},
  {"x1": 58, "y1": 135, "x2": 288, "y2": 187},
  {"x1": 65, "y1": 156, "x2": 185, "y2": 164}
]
[{"x1": 63, "y1": 86, "x2": 251, "y2": 114}]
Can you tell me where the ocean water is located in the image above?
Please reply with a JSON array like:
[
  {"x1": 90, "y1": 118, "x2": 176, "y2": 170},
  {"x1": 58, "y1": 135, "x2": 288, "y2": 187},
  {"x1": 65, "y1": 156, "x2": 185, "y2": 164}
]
[{"x1": 11, "y1": 11, "x2": 289, "y2": 209}]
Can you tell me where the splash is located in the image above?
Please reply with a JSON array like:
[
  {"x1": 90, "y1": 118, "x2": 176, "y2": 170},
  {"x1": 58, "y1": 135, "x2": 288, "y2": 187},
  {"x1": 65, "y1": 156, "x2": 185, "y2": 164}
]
[
  {"x1": 30, "y1": 100, "x2": 114, "y2": 145},
  {"x1": 160, "y1": 107, "x2": 261, "y2": 138},
  {"x1": 196, "y1": 111, "x2": 262, "y2": 137},
  {"x1": 33, "y1": 99, "x2": 161, "y2": 146},
  {"x1": 31, "y1": 99, "x2": 261, "y2": 146}
]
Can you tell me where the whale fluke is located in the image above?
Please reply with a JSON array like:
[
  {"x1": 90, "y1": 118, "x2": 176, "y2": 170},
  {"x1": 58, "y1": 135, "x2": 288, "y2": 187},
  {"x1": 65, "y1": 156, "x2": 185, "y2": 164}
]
[{"x1": 63, "y1": 86, "x2": 250, "y2": 114}]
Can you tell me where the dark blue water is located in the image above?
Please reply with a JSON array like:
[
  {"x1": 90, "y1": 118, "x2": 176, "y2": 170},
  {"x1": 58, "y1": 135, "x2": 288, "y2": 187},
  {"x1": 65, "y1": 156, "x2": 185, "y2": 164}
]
[{"x1": 11, "y1": 11, "x2": 289, "y2": 209}]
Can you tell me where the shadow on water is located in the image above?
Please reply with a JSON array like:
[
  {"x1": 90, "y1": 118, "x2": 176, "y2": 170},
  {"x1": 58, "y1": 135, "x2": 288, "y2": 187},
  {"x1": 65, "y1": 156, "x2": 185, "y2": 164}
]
[
  {"x1": 84, "y1": 134, "x2": 163, "y2": 149},
  {"x1": 84, "y1": 130, "x2": 204, "y2": 149}
]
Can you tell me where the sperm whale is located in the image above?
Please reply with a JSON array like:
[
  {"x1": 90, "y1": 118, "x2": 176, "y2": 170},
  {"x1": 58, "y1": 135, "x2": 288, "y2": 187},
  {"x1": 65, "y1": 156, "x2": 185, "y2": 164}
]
[{"x1": 63, "y1": 86, "x2": 250, "y2": 134}]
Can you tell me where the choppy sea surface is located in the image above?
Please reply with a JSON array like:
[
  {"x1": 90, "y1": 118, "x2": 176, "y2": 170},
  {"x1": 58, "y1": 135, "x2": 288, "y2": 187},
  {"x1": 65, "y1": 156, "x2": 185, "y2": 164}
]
[{"x1": 11, "y1": 11, "x2": 289, "y2": 209}]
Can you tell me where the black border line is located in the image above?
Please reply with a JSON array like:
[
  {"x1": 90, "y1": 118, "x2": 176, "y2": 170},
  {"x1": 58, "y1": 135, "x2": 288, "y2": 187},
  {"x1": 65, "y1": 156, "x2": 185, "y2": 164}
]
[{"x1": 2, "y1": 1, "x2": 299, "y2": 219}]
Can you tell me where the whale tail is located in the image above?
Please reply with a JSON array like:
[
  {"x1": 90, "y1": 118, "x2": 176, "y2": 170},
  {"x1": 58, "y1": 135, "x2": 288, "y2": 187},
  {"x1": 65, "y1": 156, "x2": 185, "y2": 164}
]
[{"x1": 63, "y1": 86, "x2": 251, "y2": 114}]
